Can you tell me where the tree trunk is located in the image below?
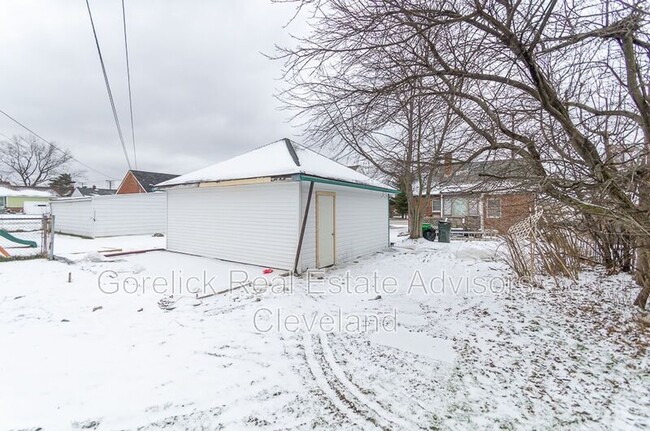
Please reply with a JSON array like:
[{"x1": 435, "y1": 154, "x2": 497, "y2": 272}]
[
  {"x1": 407, "y1": 195, "x2": 423, "y2": 239},
  {"x1": 634, "y1": 168, "x2": 650, "y2": 309},
  {"x1": 634, "y1": 240, "x2": 650, "y2": 309},
  {"x1": 586, "y1": 215, "x2": 616, "y2": 271}
]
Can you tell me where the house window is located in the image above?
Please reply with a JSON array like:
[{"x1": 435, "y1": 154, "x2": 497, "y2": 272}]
[
  {"x1": 444, "y1": 197, "x2": 479, "y2": 217},
  {"x1": 443, "y1": 197, "x2": 452, "y2": 216},
  {"x1": 452, "y1": 198, "x2": 468, "y2": 216},
  {"x1": 432, "y1": 197, "x2": 442, "y2": 214},
  {"x1": 468, "y1": 198, "x2": 479, "y2": 216},
  {"x1": 487, "y1": 198, "x2": 501, "y2": 218},
  {"x1": 0, "y1": 196, "x2": 5, "y2": 210}
]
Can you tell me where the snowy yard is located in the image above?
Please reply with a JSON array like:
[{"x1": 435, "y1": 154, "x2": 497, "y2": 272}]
[{"x1": 0, "y1": 231, "x2": 648, "y2": 430}]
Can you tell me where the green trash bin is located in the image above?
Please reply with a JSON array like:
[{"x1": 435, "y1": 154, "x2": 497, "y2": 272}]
[
  {"x1": 437, "y1": 221, "x2": 451, "y2": 243},
  {"x1": 422, "y1": 223, "x2": 436, "y2": 241}
]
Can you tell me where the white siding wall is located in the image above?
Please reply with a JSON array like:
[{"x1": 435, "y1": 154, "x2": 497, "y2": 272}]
[
  {"x1": 166, "y1": 181, "x2": 300, "y2": 270},
  {"x1": 298, "y1": 182, "x2": 389, "y2": 272},
  {"x1": 50, "y1": 193, "x2": 167, "y2": 238},
  {"x1": 50, "y1": 198, "x2": 95, "y2": 238},
  {"x1": 24, "y1": 201, "x2": 51, "y2": 215},
  {"x1": 92, "y1": 193, "x2": 167, "y2": 237}
]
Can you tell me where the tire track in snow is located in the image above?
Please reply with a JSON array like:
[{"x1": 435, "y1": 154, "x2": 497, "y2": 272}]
[
  {"x1": 303, "y1": 331, "x2": 419, "y2": 430},
  {"x1": 296, "y1": 269, "x2": 419, "y2": 430},
  {"x1": 303, "y1": 331, "x2": 379, "y2": 430},
  {"x1": 318, "y1": 332, "x2": 421, "y2": 430}
]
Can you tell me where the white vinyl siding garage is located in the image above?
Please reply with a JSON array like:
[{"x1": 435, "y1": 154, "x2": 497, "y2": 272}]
[
  {"x1": 298, "y1": 182, "x2": 389, "y2": 272},
  {"x1": 50, "y1": 193, "x2": 167, "y2": 238},
  {"x1": 166, "y1": 181, "x2": 300, "y2": 270},
  {"x1": 159, "y1": 139, "x2": 396, "y2": 271}
]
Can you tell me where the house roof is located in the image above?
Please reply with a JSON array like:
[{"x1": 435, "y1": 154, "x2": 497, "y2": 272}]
[
  {"x1": 129, "y1": 170, "x2": 179, "y2": 192},
  {"x1": 0, "y1": 185, "x2": 55, "y2": 198},
  {"x1": 416, "y1": 158, "x2": 533, "y2": 195},
  {"x1": 157, "y1": 139, "x2": 395, "y2": 191},
  {"x1": 75, "y1": 186, "x2": 116, "y2": 197}
]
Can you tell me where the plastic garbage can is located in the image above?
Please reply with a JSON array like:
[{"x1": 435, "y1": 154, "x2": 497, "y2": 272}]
[{"x1": 437, "y1": 221, "x2": 451, "y2": 243}]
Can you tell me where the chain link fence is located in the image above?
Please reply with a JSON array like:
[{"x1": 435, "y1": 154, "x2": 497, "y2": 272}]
[{"x1": 0, "y1": 215, "x2": 53, "y2": 260}]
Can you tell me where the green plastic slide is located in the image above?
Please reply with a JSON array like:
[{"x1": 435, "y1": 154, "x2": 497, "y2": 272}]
[{"x1": 0, "y1": 229, "x2": 37, "y2": 248}]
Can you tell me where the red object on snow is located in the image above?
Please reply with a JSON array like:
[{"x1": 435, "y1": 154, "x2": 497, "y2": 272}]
[{"x1": 263, "y1": 268, "x2": 274, "y2": 274}]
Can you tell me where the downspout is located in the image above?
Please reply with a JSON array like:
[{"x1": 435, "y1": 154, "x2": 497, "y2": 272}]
[
  {"x1": 478, "y1": 193, "x2": 486, "y2": 232},
  {"x1": 293, "y1": 181, "x2": 314, "y2": 274}
]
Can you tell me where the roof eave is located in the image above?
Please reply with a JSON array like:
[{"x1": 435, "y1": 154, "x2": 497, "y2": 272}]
[
  {"x1": 299, "y1": 174, "x2": 398, "y2": 193},
  {"x1": 157, "y1": 173, "x2": 397, "y2": 193},
  {"x1": 156, "y1": 174, "x2": 295, "y2": 189}
]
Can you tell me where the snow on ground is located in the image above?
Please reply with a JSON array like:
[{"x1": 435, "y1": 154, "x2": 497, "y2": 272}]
[
  {"x1": 53, "y1": 233, "x2": 166, "y2": 261},
  {"x1": 0, "y1": 231, "x2": 648, "y2": 430}
]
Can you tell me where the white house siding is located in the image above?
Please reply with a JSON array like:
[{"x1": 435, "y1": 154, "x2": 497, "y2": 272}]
[
  {"x1": 50, "y1": 193, "x2": 167, "y2": 238},
  {"x1": 50, "y1": 198, "x2": 94, "y2": 238},
  {"x1": 298, "y1": 182, "x2": 389, "y2": 272},
  {"x1": 166, "y1": 181, "x2": 300, "y2": 270}
]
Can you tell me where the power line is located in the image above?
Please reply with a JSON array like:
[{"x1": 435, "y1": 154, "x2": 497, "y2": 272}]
[
  {"x1": 0, "y1": 108, "x2": 119, "y2": 180},
  {"x1": 84, "y1": 0, "x2": 132, "y2": 170},
  {"x1": 121, "y1": 0, "x2": 137, "y2": 169}
]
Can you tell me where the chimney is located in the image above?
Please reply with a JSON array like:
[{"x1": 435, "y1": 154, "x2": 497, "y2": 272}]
[
  {"x1": 444, "y1": 152, "x2": 453, "y2": 176},
  {"x1": 92, "y1": 185, "x2": 97, "y2": 191}
]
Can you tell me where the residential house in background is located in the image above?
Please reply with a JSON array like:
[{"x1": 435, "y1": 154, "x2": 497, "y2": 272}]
[
  {"x1": 0, "y1": 182, "x2": 57, "y2": 214},
  {"x1": 71, "y1": 185, "x2": 117, "y2": 198},
  {"x1": 420, "y1": 155, "x2": 535, "y2": 234},
  {"x1": 116, "y1": 170, "x2": 179, "y2": 195}
]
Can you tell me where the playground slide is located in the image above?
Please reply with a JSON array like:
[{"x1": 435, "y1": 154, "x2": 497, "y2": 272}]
[{"x1": 0, "y1": 229, "x2": 37, "y2": 248}]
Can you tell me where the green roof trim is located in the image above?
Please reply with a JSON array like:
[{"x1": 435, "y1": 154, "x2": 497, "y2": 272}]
[{"x1": 299, "y1": 174, "x2": 399, "y2": 193}]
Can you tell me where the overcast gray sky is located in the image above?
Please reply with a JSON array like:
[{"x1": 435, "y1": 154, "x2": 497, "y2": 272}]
[{"x1": 0, "y1": 0, "x2": 303, "y2": 187}]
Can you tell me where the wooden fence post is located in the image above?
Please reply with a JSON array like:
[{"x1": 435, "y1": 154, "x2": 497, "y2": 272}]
[
  {"x1": 48, "y1": 215, "x2": 55, "y2": 260},
  {"x1": 41, "y1": 215, "x2": 48, "y2": 256}
]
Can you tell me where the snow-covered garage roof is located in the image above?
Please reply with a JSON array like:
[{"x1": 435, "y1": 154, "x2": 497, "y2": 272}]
[{"x1": 157, "y1": 139, "x2": 397, "y2": 192}]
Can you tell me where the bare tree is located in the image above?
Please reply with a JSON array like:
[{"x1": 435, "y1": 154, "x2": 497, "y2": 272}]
[
  {"x1": 279, "y1": 0, "x2": 650, "y2": 308},
  {"x1": 0, "y1": 135, "x2": 73, "y2": 187},
  {"x1": 325, "y1": 93, "x2": 464, "y2": 238},
  {"x1": 278, "y1": 15, "x2": 469, "y2": 237}
]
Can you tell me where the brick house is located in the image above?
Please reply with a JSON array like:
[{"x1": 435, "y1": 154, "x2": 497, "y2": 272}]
[
  {"x1": 419, "y1": 157, "x2": 536, "y2": 234},
  {"x1": 116, "y1": 170, "x2": 179, "y2": 195}
]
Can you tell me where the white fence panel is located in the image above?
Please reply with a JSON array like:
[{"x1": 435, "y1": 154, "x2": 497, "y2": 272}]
[{"x1": 50, "y1": 193, "x2": 167, "y2": 238}]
